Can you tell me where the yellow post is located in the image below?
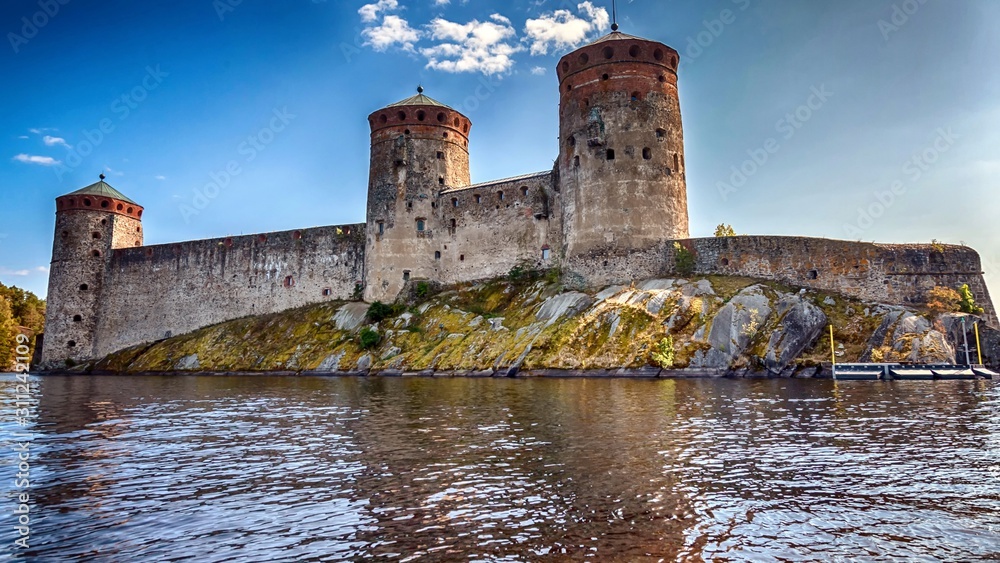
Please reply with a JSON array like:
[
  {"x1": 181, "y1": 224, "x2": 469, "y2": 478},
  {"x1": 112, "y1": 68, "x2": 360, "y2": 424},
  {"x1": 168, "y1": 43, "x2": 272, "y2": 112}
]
[
  {"x1": 829, "y1": 325, "x2": 836, "y2": 367},
  {"x1": 974, "y1": 321, "x2": 983, "y2": 366}
]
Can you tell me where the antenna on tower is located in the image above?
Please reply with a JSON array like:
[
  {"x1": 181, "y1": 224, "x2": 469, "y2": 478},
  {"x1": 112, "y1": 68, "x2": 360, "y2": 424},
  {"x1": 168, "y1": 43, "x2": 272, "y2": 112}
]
[{"x1": 611, "y1": 0, "x2": 618, "y2": 31}]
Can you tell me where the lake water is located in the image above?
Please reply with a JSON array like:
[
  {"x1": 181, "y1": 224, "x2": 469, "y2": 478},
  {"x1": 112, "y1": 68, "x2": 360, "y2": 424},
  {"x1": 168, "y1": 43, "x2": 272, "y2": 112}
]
[{"x1": 2, "y1": 374, "x2": 998, "y2": 561}]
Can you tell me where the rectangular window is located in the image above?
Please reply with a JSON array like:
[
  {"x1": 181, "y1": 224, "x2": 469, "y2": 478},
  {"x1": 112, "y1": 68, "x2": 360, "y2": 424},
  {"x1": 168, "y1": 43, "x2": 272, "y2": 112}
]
[
  {"x1": 322, "y1": 288, "x2": 332, "y2": 296},
  {"x1": 606, "y1": 149, "x2": 615, "y2": 160},
  {"x1": 542, "y1": 248, "x2": 551, "y2": 260},
  {"x1": 403, "y1": 271, "x2": 410, "y2": 281},
  {"x1": 377, "y1": 221, "x2": 384, "y2": 235},
  {"x1": 437, "y1": 151, "x2": 444, "y2": 159},
  {"x1": 434, "y1": 251, "x2": 441, "y2": 260},
  {"x1": 416, "y1": 219, "x2": 425, "y2": 232}
]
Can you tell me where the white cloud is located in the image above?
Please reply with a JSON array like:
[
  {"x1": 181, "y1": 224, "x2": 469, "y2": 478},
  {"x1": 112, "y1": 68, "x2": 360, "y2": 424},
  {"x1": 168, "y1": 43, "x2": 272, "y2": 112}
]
[
  {"x1": 104, "y1": 165, "x2": 125, "y2": 177},
  {"x1": 359, "y1": 0, "x2": 399, "y2": 23},
  {"x1": 363, "y1": 15, "x2": 421, "y2": 52},
  {"x1": 531, "y1": 66, "x2": 546, "y2": 75},
  {"x1": 155, "y1": 175, "x2": 167, "y2": 181},
  {"x1": 13, "y1": 154, "x2": 60, "y2": 166},
  {"x1": 0, "y1": 268, "x2": 30, "y2": 276},
  {"x1": 43, "y1": 135, "x2": 69, "y2": 148},
  {"x1": 524, "y1": 1, "x2": 609, "y2": 56},
  {"x1": 17, "y1": 135, "x2": 28, "y2": 139},
  {"x1": 421, "y1": 14, "x2": 522, "y2": 75},
  {"x1": 35, "y1": 266, "x2": 49, "y2": 273},
  {"x1": 434, "y1": 0, "x2": 450, "y2": 5}
]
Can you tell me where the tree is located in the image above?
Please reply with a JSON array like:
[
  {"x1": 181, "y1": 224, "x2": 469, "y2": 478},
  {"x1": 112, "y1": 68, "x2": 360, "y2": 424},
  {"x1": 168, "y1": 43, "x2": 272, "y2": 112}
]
[
  {"x1": 926, "y1": 286, "x2": 961, "y2": 314},
  {"x1": 0, "y1": 297, "x2": 16, "y2": 370},
  {"x1": 958, "y1": 284, "x2": 985, "y2": 315},
  {"x1": 714, "y1": 223, "x2": 736, "y2": 237}
]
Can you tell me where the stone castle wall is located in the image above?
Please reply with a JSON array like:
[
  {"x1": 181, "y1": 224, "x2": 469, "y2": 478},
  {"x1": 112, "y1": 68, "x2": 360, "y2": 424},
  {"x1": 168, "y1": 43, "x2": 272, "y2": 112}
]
[
  {"x1": 92, "y1": 224, "x2": 365, "y2": 358},
  {"x1": 564, "y1": 235, "x2": 997, "y2": 328}
]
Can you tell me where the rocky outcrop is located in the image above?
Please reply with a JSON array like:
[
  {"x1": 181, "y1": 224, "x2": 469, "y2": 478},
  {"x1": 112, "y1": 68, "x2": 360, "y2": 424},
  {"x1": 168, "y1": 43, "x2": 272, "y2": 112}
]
[{"x1": 87, "y1": 275, "x2": 995, "y2": 376}]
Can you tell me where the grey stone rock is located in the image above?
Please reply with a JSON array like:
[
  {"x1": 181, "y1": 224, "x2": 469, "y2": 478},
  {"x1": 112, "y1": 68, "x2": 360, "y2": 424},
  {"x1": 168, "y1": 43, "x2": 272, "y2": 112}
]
[
  {"x1": 595, "y1": 285, "x2": 625, "y2": 302},
  {"x1": 638, "y1": 279, "x2": 677, "y2": 291},
  {"x1": 892, "y1": 313, "x2": 931, "y2": 341},
  {"x1": 764, "y1": 294, "x2": 828, "y2": 374},
  {"x1": 535, "y1": 292, "x2": 593, "y2": 325},
  {"x1": 314, "y1": 351, "x2": 344, "y2": 372},
  {"x1": 356, "y1": 354, "x2": 372, "y2": 371},
  {"x1": 823, "y1": 296, "x2": 836, "y2": 306},
  {"x1": 692, "y1": 285, "x2": 772, "y2": 368},
  {"x1": 381, "y1": 346, "x2": 401, "y2": 360},
  {"x1": 174, "y1": 354, "x2": 199, "y2": 370},
  {"x1": 333, "y1": 302, "x2": 371, "y2": 331},
  {"x1": 488, "y1": 317, "x2": 505, "y2": 331}
]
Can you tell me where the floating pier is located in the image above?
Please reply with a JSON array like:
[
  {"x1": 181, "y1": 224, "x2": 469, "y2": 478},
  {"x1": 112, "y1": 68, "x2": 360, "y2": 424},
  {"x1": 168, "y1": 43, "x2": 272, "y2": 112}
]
[{"x1": 833, "y1": 363, "x2": 996, "y2": 381}]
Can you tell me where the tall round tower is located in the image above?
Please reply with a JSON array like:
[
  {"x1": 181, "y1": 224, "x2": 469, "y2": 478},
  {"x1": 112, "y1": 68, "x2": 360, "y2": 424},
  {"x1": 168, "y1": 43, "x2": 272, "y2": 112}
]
[
  {"x1": 41, "y1": 176, "x2": 143, "y2": 368},
  {"x1": 364, "y1": 88, "x2": 471, "y2": 302},
  {"x1": 556, "y1": 28, "x2": 688, "y2": 261}
]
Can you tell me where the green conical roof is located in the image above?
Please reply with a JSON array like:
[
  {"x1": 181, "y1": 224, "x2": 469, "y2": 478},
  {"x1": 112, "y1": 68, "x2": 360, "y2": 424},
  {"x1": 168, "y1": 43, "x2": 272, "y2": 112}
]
[
  {"x1": 64, "y1": 179, "x2": 138, "y2": 205},
  {"x1": 385, "y1": 87, "x2": 454, "y2": 110}
]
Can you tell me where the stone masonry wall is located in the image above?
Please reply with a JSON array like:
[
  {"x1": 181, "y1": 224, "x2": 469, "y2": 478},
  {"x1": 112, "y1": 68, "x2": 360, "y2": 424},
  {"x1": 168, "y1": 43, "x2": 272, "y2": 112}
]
[
  {"x1": 436, "y1": 172, "x2": 563, "y2": 284},
  {"x1": 564, "y1": 235, "x2": 997, "y2": 328},
  {"x1": 94, "y1": 224, "x2": 365, "y2": 358}
]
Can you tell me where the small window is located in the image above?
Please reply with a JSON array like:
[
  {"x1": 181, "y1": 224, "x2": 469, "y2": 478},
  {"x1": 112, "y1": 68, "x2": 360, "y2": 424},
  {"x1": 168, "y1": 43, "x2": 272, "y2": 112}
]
[
  {"x1": 542, "y1": 248, "x2": 551, "y2": 260},
  {"x1": 403, "y1": 271, "x2": 410, "y2": 281},
  {"x1": 474, "y1": 194, "x2": 481, "y2": 204},
  {"x1": 654, "y1": 48, "x2": 664, "y2": 61},
  {"x1": 416, "y1": 219, "x2": 425, "y2": 232},
  {"x1": 602, "y1": 46, "x2": 614, "y2": 59},
  {"x1": 631, "y1": 91, "x2": 640, "y2": 101},
  {"x1": 404, "y1": 129, "x2": 410, "y2": 135},
  {"x1": 284, "y1": 276, "x2": 295, "y2": 287},
  {"x1": 460, "y1": 254, "x2": 465, "y2": 262},
  {"x1": 92, "y1": 232, "x2": 101, "y2": 239},
  {"x1": 322, "y1": 288, "x2": 332, "y2": 297},
  {"x1": 258, "y1": 234, "x2": 267, "y2": 243},
  {"x1": 83, "y1": 199, "x2": 91, "y2": 206},
  {"x1": 416, "y1": 110, "x2": 425, "y2": 121},
  {"x1": 79, "y1": 284, "x2": 88, "y2": 291},
  {"x1": 628, "y1": 45, "x2": 640, "y2": 57},
  {"x1": 497, "y1": 191, "x2": 504, "y2": 201},
  {"x1": 101, "y1": 219, "x2": 107, "y2": 225},
  {"x1": 450, "y1": 218, "x2": 456, "y2": 231},
  {"x1": 439, "y1": 177, "x2": 444, "y2": 186},
  {"x1": 606, "y1": 149, "x2": 615, "y2": 160},
  {"x1": 568, "y1": 136, "x2": 576, "y2": 147},
  {"x1": 521, "y1": 186, "x2": 529, "y2": 196},
  {"x1": 378, "y1": 221, "x2": 384, "y2": 235},
  {"x1": 67, "y1": 340, "x2": 76, "y2": 348},
  {"x1": 656, "y1": 128, "x2": 666, "y2": 138},
  {"x1": 674, "y1": 154, "x2": 680, "y2": 170},
  {"x1": 292, "y1": 230, "x2": 302, "y2": 240},
  {"x1": 437, "y1": 151, "x2": 444, "y2": 160},
  {"x1": 434, "y1": 251, "x2": 441, "y2": 260},
  {"x1": 407, "y1": 201, "x2": 413, "y2": 210},
  {"x1": 397, "y1": 111, "x2": 406, "y2": 121},
  {"x1": 601, "y1": 73, "x2": 609, "y2": 81},
  {"x1": 807, "y1": 270, "x2": 818, "y2": 280},
  {"x1": 642, "y1": 148, "x2": 652, "y2": 160},
  {"x1": 100, "y1": 200, "x2": 109, "y2": 208},
  {"x1": 61, "y1": 231, "x2": 68, "y2": 239},
  {"x1": 574, "y1": 155, "x2": 580, "y2": 167},
  {"x1": 451, "y1": 198, "x2": 458, "y2": 208},
  {"x1": 721, "y1": 258, "x2": 730, "y2": 266},
  {"x1": 72, "y1": 315, "x2": 82, "y2": 322},
  {"x1": 92, "y1": 250, "x2": 101, "y2": 257}
]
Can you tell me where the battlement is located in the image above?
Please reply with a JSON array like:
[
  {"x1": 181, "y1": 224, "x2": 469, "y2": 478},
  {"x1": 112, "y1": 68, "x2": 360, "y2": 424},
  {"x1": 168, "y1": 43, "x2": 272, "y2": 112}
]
[{"x1": 556, "y1": 32, "x2": 679, "y2": 88}]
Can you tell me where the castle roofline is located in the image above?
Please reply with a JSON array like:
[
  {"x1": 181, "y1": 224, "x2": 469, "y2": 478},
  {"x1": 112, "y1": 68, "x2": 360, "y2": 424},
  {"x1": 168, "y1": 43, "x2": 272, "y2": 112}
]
[
  {"x1": 440, "y1": 170, "x2": 551, "y2": 194},
  {"x1": 384, "y1": 89, "x2": 454, "y2": 111},
  {"x1": 62, "y1": 179, "x2": 139, "y2": 206},
  {"x1": 586, "y1": 30, "x2": 648, "y2": 45}
]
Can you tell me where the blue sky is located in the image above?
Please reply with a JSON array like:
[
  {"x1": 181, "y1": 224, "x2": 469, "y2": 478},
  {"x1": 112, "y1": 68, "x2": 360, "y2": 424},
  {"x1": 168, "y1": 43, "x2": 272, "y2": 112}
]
[{"x1": 2, "y1": 0, "x2": 999, "y2": 302}]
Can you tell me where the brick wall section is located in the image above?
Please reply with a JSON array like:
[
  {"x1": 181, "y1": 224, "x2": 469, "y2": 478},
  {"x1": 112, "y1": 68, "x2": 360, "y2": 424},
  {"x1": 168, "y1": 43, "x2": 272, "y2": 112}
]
[{"x1": 93, "y1": 224, "x2": 365, "y2": 359}]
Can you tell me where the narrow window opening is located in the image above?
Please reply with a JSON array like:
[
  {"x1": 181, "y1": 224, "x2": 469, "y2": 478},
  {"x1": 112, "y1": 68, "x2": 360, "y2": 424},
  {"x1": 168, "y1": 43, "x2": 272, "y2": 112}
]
[
  {"x1": 450, "y1": 218, "x2": 456, "y2": 232},
  {"x1": 656, "y1": 128, "x2": 666, "y2": 138},
  {"x1": 92, "y1": 250, "x2": 101, "y2": 257},
  {"x1": 521, "y1": 186, "x2": 529, "y2": 196},
  {"x1": 67, "y1": 340, "x2": 76, "y2": 348},
  {"x1": 73, "y1": 315, "x2": 82, "y2": 322},
  {"x1": 606, "y1": 149, "x2": 615, "y2": 160},
  {"x1": 721, "y1": 258, "x2": 730, "y2": 266},
  {"x1": 642, "y1": 147, "x2": 652, "y2": 160},
  {"x1": 100, "y1": 200, "x2": 109, "y2": 208},
  {"x1": 574, "y1": 155, "x2": 580, "y2": 166},
  {"x1": 674, "y1": 153, "x2": 680, "y2": 170},
  {"x1": 284, "y1": 276, "x2": 295, "y2": 287},
  {"x1": 434, "y1": 251, "x2": 441, "y2": 260},
  {"x1": 83, "y1": 199, "x2": 92, "y2": 206},
  {"x1": 602, "y1": 46, "x2": 614, "y2": 59},
  {"x1": 322, "y1": 288, "x2": 332, "y2": 297},
  {"x1": 378, "y1": 221, "x2": 384, "y2": 235},
  {"x1": 568, "y1": 136, "x2": 576, "y2": 147},
  {"x1": 407, "y1": 201, "x2": 413, "y2": 210},
  {"x1": 416, "y1": 219, "x2": 425, "y2": 232},
  {"x1": 61, "y1": 231, "x2": 68, "y2": 239},
  {"x1": 79, "y1": 284, "x2": 88, "y2": 291},
  {"x1": 497, "y1": 191, "x2": 504, "y2": 201},
  {"x1": 416, "y1": 110, "x2": 425, "y2": 121},
  {"x1": 807, "y1": 270, "x2": 818, "y2": 280},
  {"x1": 101, "y1": 219, "x2": 107, "y2": 225},
  {"x1": 474, "y1": 194, "x2": 481, "y2": 204},
  {"x1": 601, "y1": 73, "x2": 609, "y2": 81},
  {"x1": 403, "y1": 271, "x2": 410, "y2": 281},
  {"x1": 439, "y1": 177, "x2": 444, "y2": 186},
  {"x1": 460, "y1": 254, "x2": 465, "y2": 262},
  {"x1": 404, "y1": 129, "x2": 411, "y2": 135},
  {"x1": 437, "y1": 151, "x2": 444, "y2": 159},
  {"x1": 92, "y1": 232, "x2": 101, "y2": 239},
  {"x1": 451, "y1": 198, "x2": 458, "y2": 207},
  {"x1": 437, "y1": 112, "x2": 446, "y2": 123},
  {"x1": 397, "y1": 111, "x2": 406, "y2": 120},
  {"x1": 631, "y1": 91, "x2": 640, "y2": 101},
  {"x1": 542, "y1": 248, "x2": 551, "y2": 260},
  {"x1": 628, "y1": 45, "x2": 640, "y2": 57}
]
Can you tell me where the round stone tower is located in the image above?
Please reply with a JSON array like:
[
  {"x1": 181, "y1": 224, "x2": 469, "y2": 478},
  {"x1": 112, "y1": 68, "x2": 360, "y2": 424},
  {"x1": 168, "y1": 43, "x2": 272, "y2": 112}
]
[
  {"x1": 41, "y1": 176, "x2": 144, "y2": 367},
  {"x1": 364, "y1": 87, "x2": 471, "y2": 302},
  {"x1": 556, "y1": 28, "x2": 688, "y2": 261}
]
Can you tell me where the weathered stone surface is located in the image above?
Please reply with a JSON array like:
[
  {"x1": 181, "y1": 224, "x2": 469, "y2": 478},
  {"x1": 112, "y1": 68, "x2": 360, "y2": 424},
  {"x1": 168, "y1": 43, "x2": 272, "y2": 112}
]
[
  {"x1": 692, "y1": 285, "x2": 772, "y2": 369},
  {"x1": 764, "y1": 294, "x2": 828, "y2": 374},
  {"x1": 536, "y1": 292, "x2": 593, "y2": 325},
  {"x1": 333, "y1": 303, "x2": 371, "y2": 331},
  {"x1": 174, "y1": 354, "x2": 199, "y2": 371}
]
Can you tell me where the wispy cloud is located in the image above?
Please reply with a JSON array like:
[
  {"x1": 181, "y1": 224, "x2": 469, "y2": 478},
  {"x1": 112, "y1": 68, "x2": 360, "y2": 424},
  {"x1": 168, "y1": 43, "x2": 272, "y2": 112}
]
[
  {"x1": 43, "y1": 135, "x2": 69, "y2": 148},
  {"x1": 0, "y1": 266, "x2": 48, "y2": 277},
  {"x1": 155, "y1": 175, "x2": 167, "y2": 181},
  {"x1": 524, "y1": 1, "x2": 609, "y2": 56},
  {"x1": 28, "y1": 127, "x2": 56, "y2": 135},
  {"x1": 421, "y1": 14, "x2": 522, "y2": 75},
  {"x1": 530, "y1": 66, "x2": 546, "y2": 75},
  {"x1": 104, "y1": 165, "x2": 125, "y2": 177},
  {"x1": 13, "y1": 154, "x2": 60, "y2": 166},
  {"x1": 17, "y1": 135, "x2": 28, "y2": 139}
]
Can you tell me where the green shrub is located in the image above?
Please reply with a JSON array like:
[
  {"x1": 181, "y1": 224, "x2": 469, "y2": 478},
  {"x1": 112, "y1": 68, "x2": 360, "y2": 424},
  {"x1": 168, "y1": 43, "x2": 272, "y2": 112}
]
[
  {"x1": 673, "y1": 242, "x2": 695, "y2": 277},
  {"x1": 367, "y1": 301, "x2": 399, "y2": 322},
  {"x1": 651, "y1": 336, "x2": 675, "y2": 369},
  {"x1": 958, "y1": 284, "x2": 985, "y2": 315},
  {"x1": 415, "y1": 281, "x2": 430, "y2": 299},
  {"x1": 359, "y1": 327, "x2": 381, "y2": 349}
]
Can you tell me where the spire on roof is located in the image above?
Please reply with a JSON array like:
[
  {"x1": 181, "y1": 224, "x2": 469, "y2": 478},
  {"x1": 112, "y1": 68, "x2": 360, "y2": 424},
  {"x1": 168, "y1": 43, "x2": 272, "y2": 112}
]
[{"x1": 611, "y1": 0, "x2": 618, "y2": 32}]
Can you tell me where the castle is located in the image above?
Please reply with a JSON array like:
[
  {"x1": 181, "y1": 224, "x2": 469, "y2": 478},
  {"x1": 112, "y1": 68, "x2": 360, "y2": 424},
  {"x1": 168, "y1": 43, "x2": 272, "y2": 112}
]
[{"x1": 40, "y1": 28, "x2": 996, "y2": 369}]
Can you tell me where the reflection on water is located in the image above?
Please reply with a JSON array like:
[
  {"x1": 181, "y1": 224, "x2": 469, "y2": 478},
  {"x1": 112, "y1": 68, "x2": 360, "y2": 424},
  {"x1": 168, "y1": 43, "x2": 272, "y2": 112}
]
[{"x1": 1, "y1": 375, "x2": 998, "y2": 561}]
